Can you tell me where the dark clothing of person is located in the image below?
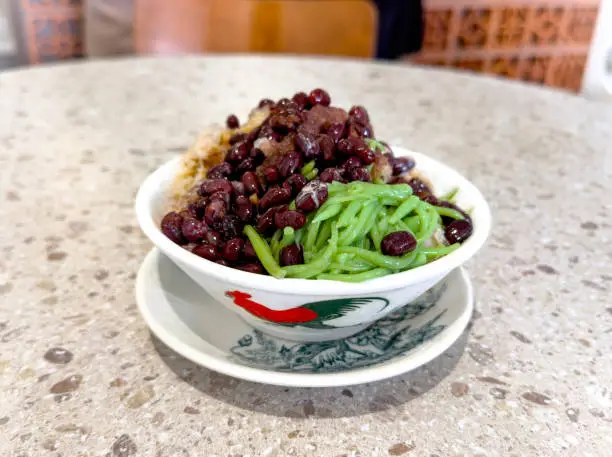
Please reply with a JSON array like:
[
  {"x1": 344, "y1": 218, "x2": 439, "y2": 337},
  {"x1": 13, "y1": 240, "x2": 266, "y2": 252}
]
[{"x1": 372, "y1": 0, "x2": 424, "y2": 60}]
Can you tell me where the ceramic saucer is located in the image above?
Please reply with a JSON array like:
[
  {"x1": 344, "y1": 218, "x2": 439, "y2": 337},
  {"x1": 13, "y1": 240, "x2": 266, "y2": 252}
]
[{"x1": 136, "y1": 248, "x2": 473, "y2": 387}]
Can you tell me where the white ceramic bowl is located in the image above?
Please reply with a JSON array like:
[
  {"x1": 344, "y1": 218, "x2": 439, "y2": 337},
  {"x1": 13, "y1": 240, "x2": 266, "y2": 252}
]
[{"x1": 136, "y1": 147, "x2": 491, "y2": 342}]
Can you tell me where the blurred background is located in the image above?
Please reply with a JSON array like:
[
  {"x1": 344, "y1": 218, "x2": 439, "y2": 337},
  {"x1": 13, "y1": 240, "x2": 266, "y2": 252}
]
[{"x1": 0, "y1": 0, "x2": 610, "y2": 96}]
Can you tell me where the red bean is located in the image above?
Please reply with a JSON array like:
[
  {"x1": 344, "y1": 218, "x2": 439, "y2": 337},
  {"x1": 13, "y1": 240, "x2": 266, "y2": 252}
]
[
  {"x1": 389, "y1": 176, "x2": 409, "y2": 184},
  {"x1": 243, "y1": 240, "x2": 257, "y2": 259},
  {"x1": 222, "y1": 238, "x2": 244, "y2": 261},
  {"x1": 209, "y1": 190, "x2": 230, "y2": 208},
  {"x1": 221, "y1": 215, "x2": 243, "y2": 240},
  {"x1": 295, "y1": 180, "x2": 328, "y2": 213},
  {"x1": 187, "y1": 197, "x2": 208, "y2": 219},
  {"x1": 181, "y1": 217, "x2": 207, "y2": 242},
  {"x1": 207, "y1": 162, "x2": 233, "y2": 179},
  {"x1": 256, "y1": 205, "x2": 288, "y2": 233},
  {"x1": 336, "y1": 138, "x2": 353, "y2": 156},
  {"x1": 160, "y1": 212, "x2": 186, "y2": 245},
  {"x1": 204, "y1": 200, "x2": 226, "y2": 227},
  {"x1": 349, "y1": 137, "x2": 368, "y2": 152},
  {"x1": 262, "y1": 165, "x2": 280, "y2": 185},
  {"x1": 199, "y1": 178, "x2": 233, "y2": 196},
  {"x1": 234, "y1": 195, "x2": 255, "y2": 222},
  {"x1": 445, "y1": 219, "x2": 473, "y2": 244},
  {"x1": 285, "y1": 173, "x2": 308, "y2": 194},
  {"x1": 326, "y1": 122, "x2": 345, "y2": 143},
  {"x1": 276, "y1": 98, "x2": 298, "y2": 110},
  {"x1": 295, "y1": 131, "x2": 320, "y2": 160},
  {"x1": 278, "y1": 151, "x2": 303, "y2": 178},
  {"x1": 204, "y1": 229, "x2": 223, "y2": 248},
  {"x1": 231, "y1": 181, "x2": 246, "y2": 196},
  {"x1": 178, "y1": 209, "x2": 192, "y2": 220},
  {"x1": 348, "y1": 167, "x2": 371, "y2": 182},
  {"x1": 236, "y1": 263, "x2": 265, "y2": 274},
  {"x1": 280, "y1": 244, "x2": 304, "y2": 266},
  {"x1": 250, "y1": 147, "x2": 265, "y2": 165},
  {"x1": 347, "y1": 121, "x2": 373, "y2": 139},
  {"x1": 292, "y1": 92, "x2": 310, "y2": 110},
  {"x1": 226, "y1": 114, "x2": 239, "y2": 129},
  {"x1": 348, "y1": 105, "x2": 369, "y2": 125},
  {"x1": 361, "y1": 123, "x2": 374, "y2": 138},
  {"x1": 392, "y1": 157, "x2": 415, "y2": 176},
  {"x1": 381, "y1": 231, "x2": 417, "y2": 256},
  {"x1": 281, "y1": 180, "x2": 293, "y2": 196},
  {"x1": 319, "y1": 167, "x2": 345, "y2": 183},
  {"x1": 192, "y1": 244, "x2": 219, "y2": 261},
  {"x1": 255, "y1": 211, "x2": 274, "y2": 234},
  {"x1": 258, "y1": 98, "x2": 275, "y2": 108},
  {"x1": 342, "y1": 156, "x2": 362, "y2": 171},
  {"x1": 317, "y1": 134, "x2": 336, "y2": 163},
  {"x1": 225, "y1": 142, "x2": 249, "y2": 164},
  {"x1": 319, "y1": 168, "x2": 333, "y2": 182},
  {"x1": 355, "y1": 144, "x2": 376, "y2": 165},
  {"x1": 308, "y1": 88, "x2": 331, "y2": 107},
  {"x1": 421, "y1": 194, "x2": 439, "y2": 206},
  {"x1": 236, "y1": 157, "x2": 256, "y2": 174},
  {"x1": 274, "y1": 209, "x2": 306, "y2": 230},
  {"x1": 259, "y1": 185, "x2": 292, "y2": 210},
  {"x1": 408, "y1": 178, "x2": 432, "y2": 198},
  {"x1": 241, "y1": 171, "x2": 262, "y2": 196}
]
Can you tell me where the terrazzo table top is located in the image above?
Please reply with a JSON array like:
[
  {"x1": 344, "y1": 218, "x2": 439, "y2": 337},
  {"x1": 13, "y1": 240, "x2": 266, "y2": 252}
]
[{"x1": 1, "y1": 56, "x2": 611, "y2": 457}]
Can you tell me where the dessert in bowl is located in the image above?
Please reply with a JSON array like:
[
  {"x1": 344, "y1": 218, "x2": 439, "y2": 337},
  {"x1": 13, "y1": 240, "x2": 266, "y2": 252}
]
[{"x1": 136, "y1": 89, "x2": 491, "y2": 342}]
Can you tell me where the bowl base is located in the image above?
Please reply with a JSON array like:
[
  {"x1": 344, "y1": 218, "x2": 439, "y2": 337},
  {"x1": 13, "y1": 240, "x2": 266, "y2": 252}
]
[
  {"x1": 137, "y1": 248, "x2": 474, "y2": 386},
  {"x1": 238, "y1": 314, "x2": 370, "y2": 342}
]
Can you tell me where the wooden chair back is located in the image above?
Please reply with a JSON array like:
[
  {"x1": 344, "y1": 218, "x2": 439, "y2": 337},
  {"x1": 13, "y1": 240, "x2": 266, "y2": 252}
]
[{"x1": 135, "y1": 0, "x2": 377, "y2": 57}]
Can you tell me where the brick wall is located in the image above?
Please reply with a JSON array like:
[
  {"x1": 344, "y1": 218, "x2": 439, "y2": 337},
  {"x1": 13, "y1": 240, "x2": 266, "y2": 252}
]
[
  {"x1": 12, "y1": 0, "x2": 83, "y2": 64},
  {"x1": 417, "y1": 0, "x2": 600, "y2": 91}
]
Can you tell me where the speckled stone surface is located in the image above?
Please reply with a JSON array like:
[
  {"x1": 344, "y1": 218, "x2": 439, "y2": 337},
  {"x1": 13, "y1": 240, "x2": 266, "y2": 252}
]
[{"x1": 1, "y1": 56, "x2": 611, "y2": 457}]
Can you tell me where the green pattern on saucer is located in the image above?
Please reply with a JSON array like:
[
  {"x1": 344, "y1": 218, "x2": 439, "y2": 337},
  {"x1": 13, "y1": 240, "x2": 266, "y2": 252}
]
[{"x1": 230, "y1": 282, "x2": 448, "y2": 373}]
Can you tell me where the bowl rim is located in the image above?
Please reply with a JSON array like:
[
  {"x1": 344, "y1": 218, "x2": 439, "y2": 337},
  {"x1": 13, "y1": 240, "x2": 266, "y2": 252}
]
[{"x1": 135, "y1": 147, "x2": 492, "y2": 295}]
